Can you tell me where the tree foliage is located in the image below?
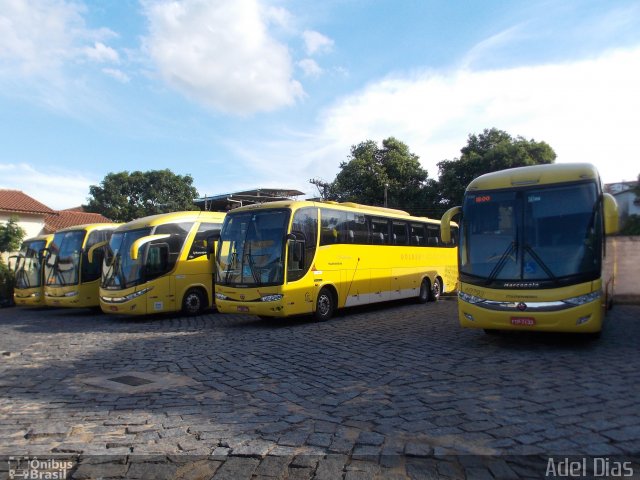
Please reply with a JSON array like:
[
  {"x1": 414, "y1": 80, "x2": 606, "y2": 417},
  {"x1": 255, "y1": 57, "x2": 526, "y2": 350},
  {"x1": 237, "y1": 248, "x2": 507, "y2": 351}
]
[
  {"x1": 328, "y1": 137, "x2": 428, "y2": 212},
  {"x1": 0, "y1": 215, "x2": 26, "y2": 255},
  {"x1": 85, "y1": 169, "x2": 199, "y2": 222},
  {"x1": 0, "y1": 216, "x2": 25, "y2": 306},
  {"x1": 325, "y1": 129, "x2": 556, "y2": 219},
  {"x1": 435, "y1": 128, "x2": 556, "y2": 212}
]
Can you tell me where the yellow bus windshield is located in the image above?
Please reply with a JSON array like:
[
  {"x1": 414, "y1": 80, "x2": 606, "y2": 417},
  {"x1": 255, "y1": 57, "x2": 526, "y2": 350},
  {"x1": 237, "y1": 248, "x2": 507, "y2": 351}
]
[
  {"x1": 216, "y1": 209, "x2": 290, "y2": 287},
  {"x1": 460, "y1": 181, "x2": 602, "y2": 287}
]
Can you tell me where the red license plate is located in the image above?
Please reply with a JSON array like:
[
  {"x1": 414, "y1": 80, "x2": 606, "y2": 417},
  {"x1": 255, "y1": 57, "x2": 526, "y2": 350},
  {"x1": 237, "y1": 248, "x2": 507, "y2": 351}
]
[
  {"x1": 511, "y1": 317, "x2": 536, "y2": 326},
  {"x1": 237, "y1": 306, "x2": 249, "y2": 313}
]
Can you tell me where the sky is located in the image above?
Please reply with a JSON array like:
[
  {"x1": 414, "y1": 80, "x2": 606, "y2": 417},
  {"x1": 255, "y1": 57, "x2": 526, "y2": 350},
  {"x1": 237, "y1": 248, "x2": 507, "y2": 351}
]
[{"x1": 1, "y1": 0, "x2": 639, "y2": 210}]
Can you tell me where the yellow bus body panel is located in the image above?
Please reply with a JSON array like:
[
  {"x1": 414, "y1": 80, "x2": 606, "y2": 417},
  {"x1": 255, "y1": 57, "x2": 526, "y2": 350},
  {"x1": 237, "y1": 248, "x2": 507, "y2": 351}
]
[
  {"x1": 216, "y1": 201, "x2": 458, "y2": 318},
  {"x1": 44, "y1": 224, "x2": 119, "y2": 308},
  {"x1": 99, "y1": 211, "x2": 225, "y2": 316},
  {"x1": 13, "y1": 234, "x2": 53, "y2": 307}
]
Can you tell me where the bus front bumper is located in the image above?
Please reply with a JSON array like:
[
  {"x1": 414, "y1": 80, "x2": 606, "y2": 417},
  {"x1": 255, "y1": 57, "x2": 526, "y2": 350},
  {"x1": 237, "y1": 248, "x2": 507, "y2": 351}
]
[
  {"x1": 215, "y1": 292, "x2": 288, "y2": 317},
  {"x1": 458, "y1": 293, "x2": 604, "y2": 333},
  {"x1": 44, "y1": 288, "x2": 87, "y2": 308},
  {"x1": 100, "y1": 287, "x2": 151, "y2": 315},
  {"x1": 14, "y1": 289, "x2": 45, "y2": 306}
]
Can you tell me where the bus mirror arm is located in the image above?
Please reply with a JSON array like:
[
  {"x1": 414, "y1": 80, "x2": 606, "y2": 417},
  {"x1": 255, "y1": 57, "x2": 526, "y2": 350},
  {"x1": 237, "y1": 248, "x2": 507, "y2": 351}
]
[
  {"x1": 87, "y1": 240, "x2": 109, "y2": 263},
  {"x1": 206, "y1": 233, "x2": 220, "y2": 259},
  {"x1": 130, "y1": 234, "x2": 171, "y2": 261},
  {"x1": 440, "y1": 206, "x2": 461, "y2": 244}
]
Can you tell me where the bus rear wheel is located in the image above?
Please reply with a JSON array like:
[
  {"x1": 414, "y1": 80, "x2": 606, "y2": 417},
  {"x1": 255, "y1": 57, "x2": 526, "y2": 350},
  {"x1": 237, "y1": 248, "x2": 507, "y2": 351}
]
[
  {"x1": 182, "y1": 288, "x2": 206, "y2": 316},
  {"x1": 429, "y1": 278, "x2": 442, "y2": 302},
  {"x1": 314, "y1": 287, "x2": 335, "y2": 322}
]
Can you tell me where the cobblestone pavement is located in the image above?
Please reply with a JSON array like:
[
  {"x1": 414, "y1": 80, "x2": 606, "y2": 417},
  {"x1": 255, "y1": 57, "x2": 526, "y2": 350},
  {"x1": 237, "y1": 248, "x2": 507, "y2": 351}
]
[{"x1": 0, "y1": 299, "x2": 639, "y2": 479}]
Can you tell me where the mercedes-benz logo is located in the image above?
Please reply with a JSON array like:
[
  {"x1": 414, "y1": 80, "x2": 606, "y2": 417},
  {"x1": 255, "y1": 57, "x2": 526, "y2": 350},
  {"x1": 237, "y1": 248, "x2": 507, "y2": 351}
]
[{"x1": 517, "y1": 302, "x2": 527, "y2": 311}]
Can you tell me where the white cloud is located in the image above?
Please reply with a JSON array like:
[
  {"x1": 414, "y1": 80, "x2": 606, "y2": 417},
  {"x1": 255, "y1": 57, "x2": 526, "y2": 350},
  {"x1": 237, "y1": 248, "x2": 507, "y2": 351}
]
[
  {"x1": 312, "y1": 46, "x2": 640, "y2": 184},
  {"x1": 229, "y1": 45, "x2": 640, "y2": 194},
  {"x1": 142, "y1": 0, "x2": 304, "y2": 115},
  {"x1": 0, "y1": 0, "x2": 119, "y2": 77},
  {"x1": 302, "y1": 30, "x2": 334, "y2": 56},
  {"x1": 298, "y1": 58, "x2": 322, "y2": 77},
  {"x1": 0, "y1": 163, "x2": 95, "y2": 210},
  {"x1": 83, "y1": 42, "x2": 119, "y2": 63},
  {"x1": 102, "y1": 68, "x2": 130, "y2": 83}
]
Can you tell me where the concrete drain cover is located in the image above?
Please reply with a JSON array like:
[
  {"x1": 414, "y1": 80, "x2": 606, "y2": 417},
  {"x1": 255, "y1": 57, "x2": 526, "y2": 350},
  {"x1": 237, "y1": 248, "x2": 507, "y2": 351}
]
[
  {"x1": 107, "y1": 375, "x2": 155, "y2": 387},
  {"x1": 73, "y1": 371, "x2": 199, "y2": 394}
]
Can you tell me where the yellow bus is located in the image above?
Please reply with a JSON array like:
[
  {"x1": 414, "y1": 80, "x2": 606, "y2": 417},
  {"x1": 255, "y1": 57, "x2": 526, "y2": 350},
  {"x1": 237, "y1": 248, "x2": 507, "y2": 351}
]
[
  {"x1": 440, "y1": 163, "x2": 619, "y2": 336},
  {"x1": 99, "y1": 211, "x2": 225, "y2": 315},
  {"x1": 12, "y1": 234, "x2": 53, "y2": 306},
  {"x1": 215, "y1": 200, "x2": 458, "y2": 321},
  {"x1": 44, "y1": 223, "x2": 119, "y2": 308}
]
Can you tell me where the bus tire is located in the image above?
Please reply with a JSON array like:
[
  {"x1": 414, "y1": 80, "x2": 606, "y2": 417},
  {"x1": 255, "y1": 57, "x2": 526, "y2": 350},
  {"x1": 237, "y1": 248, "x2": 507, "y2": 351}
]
[
  {"x1": 314, "y1": 287, "x2": 335, "y2": 322},
  {"x1": 417, "y1": 278, "x2": 429, "y2": 304},
  {"x1": 429, "y1": 277, "x2": 442, "y2": 302},
  {"x1": 182, "y1": 288, "x2": 206, "y2": 316}
]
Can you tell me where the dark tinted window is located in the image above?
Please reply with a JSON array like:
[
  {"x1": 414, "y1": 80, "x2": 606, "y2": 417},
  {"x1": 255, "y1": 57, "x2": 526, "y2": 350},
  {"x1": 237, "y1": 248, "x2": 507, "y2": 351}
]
[
  {"x1": 392, "y1": 221, "x2": 408, "y2": 245},
  {"x1": 188, "y1": 222, "x2": 222, "y2": 260},
  {"x1": 288, "y1": 208, "x2": 318, "y2": 282},
  {"x1": 369, "y1": 217, "x2": 389, "y2": 245}
]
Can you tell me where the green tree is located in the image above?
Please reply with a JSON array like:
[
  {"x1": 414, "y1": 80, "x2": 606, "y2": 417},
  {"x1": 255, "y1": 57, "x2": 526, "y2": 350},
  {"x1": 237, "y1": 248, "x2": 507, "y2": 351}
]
[
  {"x1": 435, "y1": 128, "x2": 556, "y2": 212},
  {"x1": 0, "y1": 215, "x2": 26, "y2": 307},
  {"x1": 329, "y1": 137, "x2": 428, "y2": 212},
  {"x1": 0, "y1": 215, "x2": 26, "y2": 255},
  {"x1": 85, "y1": 169, "x2": 199, "y2": 222}
]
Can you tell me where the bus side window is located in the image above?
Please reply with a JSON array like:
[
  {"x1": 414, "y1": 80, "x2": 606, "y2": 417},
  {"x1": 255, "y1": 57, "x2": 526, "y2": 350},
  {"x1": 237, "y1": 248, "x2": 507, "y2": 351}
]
[
  {"x1": 392, "y1": 221, "x2": 408, "y2": 245},
  {"x1": 426, "y1": 225, "x2": 440, "y2": 246},
  {"x1": 369, "y1": 217, "x2": 390, "y2": 245},
  {"x1": 410, "y1": 223, "x2": 426, "y2": 246},
  {"x1": 188, "y1": 222, "x2": 222, "y2": 260}
]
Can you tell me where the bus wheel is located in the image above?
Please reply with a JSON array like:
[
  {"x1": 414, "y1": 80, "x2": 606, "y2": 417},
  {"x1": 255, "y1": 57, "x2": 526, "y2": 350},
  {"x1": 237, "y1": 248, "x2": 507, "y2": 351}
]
[
  {"x1": 429, "y1": 278, "x2": 442, "y2": 302},
  {"x1": 314, "y1": 287, "x2": 334, "y2": 322},
  {"x1": 417, "y1": 278, "x2": 429, "y2": 304},
  {"x1": 182, "y1": 288, "x2": 206, "y2": 316}
]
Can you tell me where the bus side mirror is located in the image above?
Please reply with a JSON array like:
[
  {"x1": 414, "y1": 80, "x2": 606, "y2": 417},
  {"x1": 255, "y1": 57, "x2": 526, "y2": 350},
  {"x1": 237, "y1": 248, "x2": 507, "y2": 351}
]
[
  {"x1": 7, "y1": 255, "x2": 18, "y2": 271},
  {"x1": 440, "y1": 206, "x2": 461, "y2": 244},
  {"x1": 603, "y1": 193, "x2": 619, "y2": 235},
  {"x1": 87, "y1": 240, "x2": 109, "y2": 263}
]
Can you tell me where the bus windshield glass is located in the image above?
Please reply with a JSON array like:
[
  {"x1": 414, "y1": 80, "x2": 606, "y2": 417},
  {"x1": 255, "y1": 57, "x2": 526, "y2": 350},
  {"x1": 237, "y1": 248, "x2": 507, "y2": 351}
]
[
  {"x1": 15, "y1": 240, "x2": 47, "y2": 289},
  {"x1": 216, "y1": 209, "x2": 289, "y2": 287},
  {"x1": 101, "y1": 228, "x2": 152, "y2": 290},
  {"x1": 45, "y1": 231, "x2": 86, "y2": 286},
  {"x1": 461, "y1": 182, "x2": 601, "y2": 284}
]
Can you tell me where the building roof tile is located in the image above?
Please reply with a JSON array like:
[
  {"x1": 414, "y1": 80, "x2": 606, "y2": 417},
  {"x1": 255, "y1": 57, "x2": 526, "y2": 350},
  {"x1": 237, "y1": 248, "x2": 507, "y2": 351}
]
[{"x1": 0, "y1": 189, "x2": 55, "y2": 215}]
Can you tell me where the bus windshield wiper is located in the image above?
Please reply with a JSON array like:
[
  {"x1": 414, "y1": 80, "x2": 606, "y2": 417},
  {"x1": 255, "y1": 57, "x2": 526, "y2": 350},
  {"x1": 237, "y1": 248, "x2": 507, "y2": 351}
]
[
  {"x1": 244, "y1": 241, "x2": 261, "y2": 286},
  {"x1": 524, "y1": 244, "x2": 558, "y2": 284},
  {"x1": 486, "y1": 241, "x2": 517, "y2": 284}
]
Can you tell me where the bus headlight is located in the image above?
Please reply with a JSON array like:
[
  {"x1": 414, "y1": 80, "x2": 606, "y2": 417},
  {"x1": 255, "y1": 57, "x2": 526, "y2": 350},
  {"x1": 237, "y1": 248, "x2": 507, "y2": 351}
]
[
  {"x1": 124, "y1": 287, "x2": 153, "y2": 301},
  {"x1": 459, "y1": 291, "x2": 484, "y2": 304},
  {"x1": 261, "y1": 294, "x2": 283, "y2": 302},
  {"x1": 562, "y1": 291, "x2": 601, "y2": 306},
  {"x1": 215, "y1": 293, "x2": 228, "y2": 301}
]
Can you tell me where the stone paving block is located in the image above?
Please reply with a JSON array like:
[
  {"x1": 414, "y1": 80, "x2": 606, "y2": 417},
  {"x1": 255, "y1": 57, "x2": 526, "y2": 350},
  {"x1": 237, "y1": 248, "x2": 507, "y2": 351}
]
[{"x1": 211, "y1": 456, "x2": 259, "y2": 480}]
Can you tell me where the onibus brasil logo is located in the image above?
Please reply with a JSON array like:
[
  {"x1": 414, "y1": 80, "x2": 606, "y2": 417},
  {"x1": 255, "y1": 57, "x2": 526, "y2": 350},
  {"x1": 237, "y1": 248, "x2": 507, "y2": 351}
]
[{"x1": 8, "y1": 456, "x2": 74, "y2": 479}]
